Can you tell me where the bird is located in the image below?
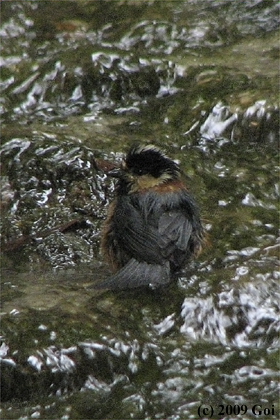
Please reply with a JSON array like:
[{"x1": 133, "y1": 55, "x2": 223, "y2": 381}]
[{"x1": 96, "y1": 144, "x2": 205, "y2": 290}]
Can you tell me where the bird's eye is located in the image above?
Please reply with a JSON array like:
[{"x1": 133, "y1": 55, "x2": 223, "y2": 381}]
[{"x1": 134, "y1": 167, "x2": 144, "y2": 175}]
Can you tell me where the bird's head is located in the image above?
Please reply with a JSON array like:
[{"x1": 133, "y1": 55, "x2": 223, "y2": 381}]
[{"x1": 109, "y1": 144, "x2": 181, "y2": 193}]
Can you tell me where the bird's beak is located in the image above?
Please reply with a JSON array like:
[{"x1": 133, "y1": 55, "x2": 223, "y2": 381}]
[{"x1": 107, "y1": 168, "x2": 122, "y2": 178}]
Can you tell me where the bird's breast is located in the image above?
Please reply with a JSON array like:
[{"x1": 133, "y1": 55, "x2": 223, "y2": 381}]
[{"x1": 129, "y1": 180, "x2": 187, "y2": 222}]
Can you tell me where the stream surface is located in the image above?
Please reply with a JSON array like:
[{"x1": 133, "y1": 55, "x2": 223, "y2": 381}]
[{"x1": 0, "y1": 1, "x2": 279, "y2": 419}]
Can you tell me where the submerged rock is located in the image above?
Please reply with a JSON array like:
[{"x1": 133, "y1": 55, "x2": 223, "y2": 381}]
[{"x1": 0, "y1": 136, "x2": 110, "y2": 267}]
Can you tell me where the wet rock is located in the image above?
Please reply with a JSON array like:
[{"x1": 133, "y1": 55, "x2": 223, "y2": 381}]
[
  {"x1": 184, "y1": 100, "x2": 279, "y2": 144},
  {"x1": 0, "y1": 136, "x2": 109, "y2": 267},
  {"x1": 200, "y1": 102, "x2": 238, "y2": 140},
  {"x1": 235, "y1": 100, "x2": 280, "y2": 143}
]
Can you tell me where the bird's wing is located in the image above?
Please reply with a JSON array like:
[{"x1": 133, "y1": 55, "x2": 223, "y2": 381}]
[
  {"x1": 114, "y1": 197, "x2": 193, "y2": 265},
  {"x1": 158, "y1": 211, "x2": 192, "y2": 251},
  {"x1": 114, "y1": 198, "x2": 165, "y2": 265},
  {"x1": 158, "y1": 211, "x2": 193, "y2": 268}
]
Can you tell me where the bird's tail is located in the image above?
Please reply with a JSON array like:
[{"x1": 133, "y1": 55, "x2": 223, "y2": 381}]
[{"x1": 95, "y1": 258, "x2": 170, "y2": 290}]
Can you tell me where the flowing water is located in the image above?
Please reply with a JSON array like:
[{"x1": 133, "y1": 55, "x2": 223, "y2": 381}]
[{"x1": 0, "y1": 1, "x2": 279, "y2": 419}]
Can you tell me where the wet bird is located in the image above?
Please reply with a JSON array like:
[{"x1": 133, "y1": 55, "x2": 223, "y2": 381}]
[{"x1": 97, "y1": 144, "x2": 205, "y2": 290}]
